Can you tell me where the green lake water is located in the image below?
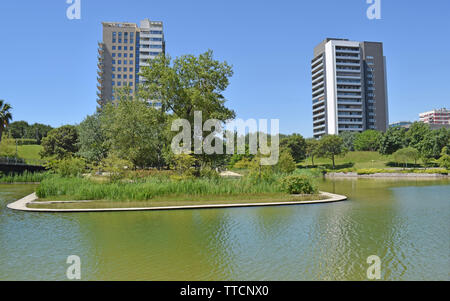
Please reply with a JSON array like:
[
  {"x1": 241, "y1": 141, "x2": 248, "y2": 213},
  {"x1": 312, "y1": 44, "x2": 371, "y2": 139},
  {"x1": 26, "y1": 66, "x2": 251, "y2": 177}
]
[{"x1": 0, "y1": 179, "x2": 449, "y2": 280}]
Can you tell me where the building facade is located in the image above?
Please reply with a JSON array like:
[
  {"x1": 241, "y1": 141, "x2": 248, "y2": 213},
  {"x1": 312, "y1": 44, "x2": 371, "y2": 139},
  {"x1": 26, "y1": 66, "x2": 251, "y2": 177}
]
[
  {"x1": 97, "y1": 19, "x2": 165, "y2": 107},
  {"x1": 311, "y1": 38, "x2": 389, "y2": 138},
  {"x1": 419, "y1": 108, "x2": 450, "y2": 125}
]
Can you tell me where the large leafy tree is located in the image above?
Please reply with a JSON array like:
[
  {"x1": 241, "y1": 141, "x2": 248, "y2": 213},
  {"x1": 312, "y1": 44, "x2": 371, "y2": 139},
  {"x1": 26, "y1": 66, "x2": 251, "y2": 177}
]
[
  {"x1": 40, "y1": 125, "x2": 79, "y2": 159},
  {"x1": 339, "y1": 131, "x2": 360, "y2": 151},
  {"x1": 138, "y1": 50, "x2": 236, "y2": 169},
  {"x1": 316, "y1": 135, "x2": 346, "y2": 169},
  {"x1": 354, "y1": 130, "x2": 382, "y2": 151},
  {"x1": 379, "y1": 126, "x2": 408, "y2": 155},
  {"x1": 101, "y1": 99, "x2": 168, "y2": 169},
  {"x1": 305, "y1": 138, "x2": 319, "y2": 167},
  {"x1": 0, "y1": 99, "x2": 13, "y2": 142},
  {"x1": 280, "y1": 133, "x2": 307, "y2": 163},
  {"x1": 77, "y1": 113, "x2": 109, "y2": 164},
  {"x1": 406, "y1": 122, "x2": 431, "y2": 149},
  {"x1": 8, "y1": 121, "x2": 53, "y2": 143},
  {"x1": 138, "y1": 50, "x2": 236, "y2": 123}
]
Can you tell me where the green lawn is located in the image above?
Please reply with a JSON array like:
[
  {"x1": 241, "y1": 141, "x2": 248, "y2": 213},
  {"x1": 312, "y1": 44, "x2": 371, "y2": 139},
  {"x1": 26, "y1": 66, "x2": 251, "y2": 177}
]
[
  {"x1": 17, "y1": 145, "x2": 44, "y2": 165},
  {"x1": 301, "y1": 151, "x2": 392, "y2": 169}
]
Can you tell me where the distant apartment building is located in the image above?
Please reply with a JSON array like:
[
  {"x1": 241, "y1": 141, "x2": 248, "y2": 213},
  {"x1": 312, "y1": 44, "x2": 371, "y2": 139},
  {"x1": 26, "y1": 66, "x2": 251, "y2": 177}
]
[
  {"x1": 420, "y1": 108, "x2": 450, "y2": 125},
  {"x1": 311, "y1": 38, "x2": 389, "y2": 138},
  {"x1": 389, "y1": 121, "x2": 413, "y2": 129},
  {"x1": 97, "y1": 19, "x2": 165, "y2": 107}
]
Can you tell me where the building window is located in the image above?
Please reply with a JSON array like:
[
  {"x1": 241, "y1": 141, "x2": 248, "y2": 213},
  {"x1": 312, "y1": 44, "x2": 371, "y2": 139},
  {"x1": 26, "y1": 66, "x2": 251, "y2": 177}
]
[
  {"x1": 124, "y1": 75, "x2": 127, "y2": 79},
  {"x1": 124, "y1": 53, "x2": 128, "y2": 58},
  {"x1": 118, "y1": 53, "x2": 121, "y2": 57},
  {"x1": 130, "y1": 75, "x2": 133, "y2": 79},
  {"x1": 112, "y1": 60, "x2": 116, "y2": 64},
  {"x1": 112, "y1": 81, "x2": 115, "y2": 86},
  {"x1": 118, "y1": 82, "x2": 121, "y2": 86},
  {"x1": 112, "y1": 74, "x2": 115, "y2": 79},
  {"x1": 129, "y1": 60, "x2": 133, "y2": 64},
  {"x1": 150, "y1": 45, "x2": 162, "y2": 49},
  {"x1": 112, "y1": 46, "x2": 116, "y2": 50},
  {"x1": 118, "y1": 74, "x2": 122, "y2": 79},
  {"x1": 112, "y1": 53, "x2": 116, "y2": 57}
]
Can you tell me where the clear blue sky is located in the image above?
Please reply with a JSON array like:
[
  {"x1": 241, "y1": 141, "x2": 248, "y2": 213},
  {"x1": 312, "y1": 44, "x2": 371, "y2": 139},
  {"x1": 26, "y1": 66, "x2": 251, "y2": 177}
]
[{"x1": 0, "y1": 0, "x2": 449, "y2": 137}]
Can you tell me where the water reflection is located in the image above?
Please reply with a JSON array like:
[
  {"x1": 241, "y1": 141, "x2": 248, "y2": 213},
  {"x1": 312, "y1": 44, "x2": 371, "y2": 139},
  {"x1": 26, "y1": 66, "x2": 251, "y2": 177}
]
[{"x1": 0, "y1": 179, "x2": 449, "y2": 280}]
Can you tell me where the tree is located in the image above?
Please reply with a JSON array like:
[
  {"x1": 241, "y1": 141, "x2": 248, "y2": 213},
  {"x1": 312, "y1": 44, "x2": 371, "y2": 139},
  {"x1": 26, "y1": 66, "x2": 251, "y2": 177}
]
[
  {"x1": 406, "y1": 122, "x2": 431, "y2": 149},
  {"x1": 316, "y1": 135, "x2": 346, "y2": 169},
  {"x1": 380, "y1": 126, "x2": 408, "y2": 155},
  {"x1": 138, "y1": 50, "x2": 235, "y2": 124},
  {"x1": 437, "y1": 147, "x2": 450, "y2": 169},
  {"x1": 7, "y1": 121, "x2": 53, "y2": 143},
  {"x1": 277, "y1": 149, "x2": 297, "y2": 173},
  {"x1": 339, "y1": 131, "x2": 360, "y2": 151},
  {"x1": 280, "y1": 133, "x2": 307, "y2": 163},
  {"x1": 305, "y1": 138, "x2": 319, "y2": 167},
  {"x1": 392, "y1": 147, "x2": 420, "y2": 168},
  {"x1": 40, "y1": 125, "x2": 79, "y2": 159},
  {"x1": 77, "y1": 113, "x2": 109, "y2": 164},
  {"x1": 354, "y1": 130, "x2": 382, "y2": 151},
  {"x1": 0, "y1": 100, "x2": 12, "y2": 142},
  {"x1": 0, "y1": 134, "x2": 16, "y2": 157},
  {"x1": 101, "y1": 99, "x2": 168, "y2": 169}
]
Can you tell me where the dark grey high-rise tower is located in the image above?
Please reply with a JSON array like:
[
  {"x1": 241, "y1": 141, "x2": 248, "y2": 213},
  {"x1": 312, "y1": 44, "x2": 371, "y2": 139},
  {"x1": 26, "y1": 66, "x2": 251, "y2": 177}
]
[{"x1": 311, "y1": 38, "x2": 389, "y2": 138}]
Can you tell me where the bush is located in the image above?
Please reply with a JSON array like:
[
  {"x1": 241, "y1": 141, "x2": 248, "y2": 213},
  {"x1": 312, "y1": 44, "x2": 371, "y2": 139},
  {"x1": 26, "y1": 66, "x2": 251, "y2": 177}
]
[
  {"x1": 100, "y1": 155, "x2": 132, "y2": 182},
  {"x1": 437, "y1": 154, "x2": 450, "y2": 169},
  {"x1": 279, "y1": 175, "x2": 317, "y2": 195},
  {"x1": 45, "y1": 157, "x2": 86, "y2": 177},
  {"x1": 277, "y1": 150, "x2": 296, "y2": 174}
]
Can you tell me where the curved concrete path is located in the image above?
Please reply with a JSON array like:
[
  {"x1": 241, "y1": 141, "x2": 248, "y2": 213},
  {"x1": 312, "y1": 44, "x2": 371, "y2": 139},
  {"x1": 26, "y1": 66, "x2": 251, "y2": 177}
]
[{"x1": 7, "y1": 192, "x2": 347, "y2": 213}]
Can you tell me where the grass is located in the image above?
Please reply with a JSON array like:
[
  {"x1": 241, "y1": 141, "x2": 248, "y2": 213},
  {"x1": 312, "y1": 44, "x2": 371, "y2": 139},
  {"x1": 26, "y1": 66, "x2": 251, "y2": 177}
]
[
  {"x1": 36, "y1": 174, "x2": 310, "y2": 202},
  {"x1": 16, "y1": 145, "x2": 44, "y2": 165},
  {"x1": 301, "y1": 151, "x2": 391, "y2": 169},
  {"x1": 0, "y1": 171, "x2": 49, "y2": 183}
]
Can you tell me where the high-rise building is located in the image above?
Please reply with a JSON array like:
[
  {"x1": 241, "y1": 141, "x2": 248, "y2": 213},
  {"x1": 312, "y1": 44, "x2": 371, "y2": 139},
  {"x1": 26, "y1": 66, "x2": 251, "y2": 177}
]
[
  {"x1": 311, "y1": 38, "x2": 389, "y2": 138},
  {"x1": 97, "y1": 19, "x2": 165, "y2": 107}
]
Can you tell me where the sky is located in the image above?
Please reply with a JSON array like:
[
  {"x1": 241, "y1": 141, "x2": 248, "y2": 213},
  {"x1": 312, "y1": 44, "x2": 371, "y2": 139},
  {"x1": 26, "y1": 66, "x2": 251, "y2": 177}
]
[{"x1": 0, "y1": 0, "x2": 449, "y2": 137}]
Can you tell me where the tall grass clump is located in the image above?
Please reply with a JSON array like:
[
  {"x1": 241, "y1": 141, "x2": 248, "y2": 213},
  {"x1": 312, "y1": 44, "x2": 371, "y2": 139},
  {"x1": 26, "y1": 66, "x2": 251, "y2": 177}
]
[
  {"x1": 36, "y1": 174, "x2": 291, "y2": 201},
  {"x1": 0, "y1": 171, "x2": 49, "y2": 183}
]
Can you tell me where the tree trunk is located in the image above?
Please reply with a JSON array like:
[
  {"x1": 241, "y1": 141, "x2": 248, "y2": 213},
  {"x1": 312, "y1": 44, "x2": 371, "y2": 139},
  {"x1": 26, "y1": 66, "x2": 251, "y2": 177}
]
[
  {"x1": 332, "y1": 155, "x2": 335, "y2": 169},
  {"x1": 311, "y1": 155, "x2": 315, "y2": 167}
]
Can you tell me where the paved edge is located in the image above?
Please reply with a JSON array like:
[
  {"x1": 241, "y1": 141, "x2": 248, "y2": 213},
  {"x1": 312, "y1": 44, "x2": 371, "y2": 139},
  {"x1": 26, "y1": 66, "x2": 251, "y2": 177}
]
[{"x1": 6, "y1": 192, "x2": 347, "y2": 213}]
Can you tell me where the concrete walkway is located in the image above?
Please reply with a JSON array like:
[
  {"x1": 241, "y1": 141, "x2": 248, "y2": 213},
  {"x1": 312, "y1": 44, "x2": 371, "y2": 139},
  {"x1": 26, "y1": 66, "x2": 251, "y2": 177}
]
[{"x1": 7, "y1": 192, "x2": 347, "y2": 213}]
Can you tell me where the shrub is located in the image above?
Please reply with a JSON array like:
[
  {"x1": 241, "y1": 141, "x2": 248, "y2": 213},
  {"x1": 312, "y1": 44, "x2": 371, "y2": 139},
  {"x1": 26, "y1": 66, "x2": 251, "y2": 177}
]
[
  {"x1": 279, "y1": 175, "x2": 317, "y2": 195},
  {"x1": 233, "y1": 157, "x2": 252, "y2": 169},
  {"x1": 45, "y1": 157, "x2": 86, "y2": 177},
  {"x1": 277, "y1": 150, "x2": 296, "y2": 174},
  {"x1": 437, "y1": 154, "x2": 450, "y2": 169},
  {"x1": 100, "y1": 155, "x2": 132, "y2": 182}
]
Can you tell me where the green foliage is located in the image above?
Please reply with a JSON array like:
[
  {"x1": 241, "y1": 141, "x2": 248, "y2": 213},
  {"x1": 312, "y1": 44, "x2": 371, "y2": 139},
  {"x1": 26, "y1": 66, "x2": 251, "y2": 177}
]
[
  {"x1": 247, "y1": 155, "x2": 276, "y2": 184},
  {"x1": 172, "y1": 153, "x2": 197, "y2": 177},
  {"x1": 339, "y1": 131, "x2": 360, "y2": 151},
  {"x1": 15, "y1": 138, "x2": 38, "y2": 145},
  {"x1": 392, "y1": 147, "x2": 420, "y2": 168},
  {"x1": 305, "y1": 138, "x2": 319, "y2": 166},
  {"x1": 77, "y1": 112, "x2": 109, "y2": 164},
  {"x1": 406, "y1": 122, "x2": 432, "y2": 149},
  {"x1": 99, "y1": 155, "x2": 133, "y2": 182},
  {"x1": 437, "y1": 154, "x2": 450, "y2": 169},
  {"x1": 0, "y1": 134, "x2": 16, "y2": 157},
  {"x1": 316, "y1": 135, "x2": 346, "y2": 169},
  {"x1": 233, "y1": 157, "x2": 252, "y2": 169},
  {"x1": 45, "y1": 157, "x2": 86, "y2": 177},
  {"x1": 36, "y1": 174, "x2": 288, "y2": 201},
  {"x1": 379, "y1": 126, "x2": 409, "y2": 155},
  {"x1": 354, "y1": 130, "x2": 382, "y2": 151},
  {"x1": 279, "y1": 175, "x2": 317, "y2": 195},
  {"x1": 280, "y1": 134, "x2": 306, "y2": 163},
  {"x1": 101, "y1": 99, "x2": 167, "y2": 168},
  {"x1": 0, "y1": 171, "x2": 49, "y2": 183},
  {"x1": 7, "y1": 121, "x2": 53, "y2": 143},
  {"x1": 138, "y1": 50, "x2": 236, "y2": 124},
  {"x1": 40, "y1": 125, "x2": 79, "y2": 159},
  {"x1": 0, "y1": 99, "x2": 13, "y2": 142},
  {"x1": 277, "y1": 150, "x2": 296, "y2": 174}
]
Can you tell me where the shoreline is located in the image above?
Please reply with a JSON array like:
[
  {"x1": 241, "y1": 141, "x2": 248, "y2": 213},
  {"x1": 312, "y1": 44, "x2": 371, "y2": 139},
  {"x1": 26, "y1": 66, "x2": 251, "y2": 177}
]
[
  {"x1": 7, "y1": 191, "x2": 347, "y2": 213},
  {"x1": 326, "y1": 172, "x2": 449, "y2": 178}
]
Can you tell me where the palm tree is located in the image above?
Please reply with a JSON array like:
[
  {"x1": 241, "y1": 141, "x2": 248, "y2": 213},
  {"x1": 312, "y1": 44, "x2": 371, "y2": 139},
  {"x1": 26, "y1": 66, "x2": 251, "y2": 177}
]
[{"x1": 0, "y1": 99, "x2": 13, "y2": 142}]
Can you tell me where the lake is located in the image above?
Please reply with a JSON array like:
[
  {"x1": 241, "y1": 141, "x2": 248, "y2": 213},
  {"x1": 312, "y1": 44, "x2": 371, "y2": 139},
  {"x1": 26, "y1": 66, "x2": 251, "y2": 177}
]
[{"x1": 0, "y1": 178, "x2": 449, "y2": 280}]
